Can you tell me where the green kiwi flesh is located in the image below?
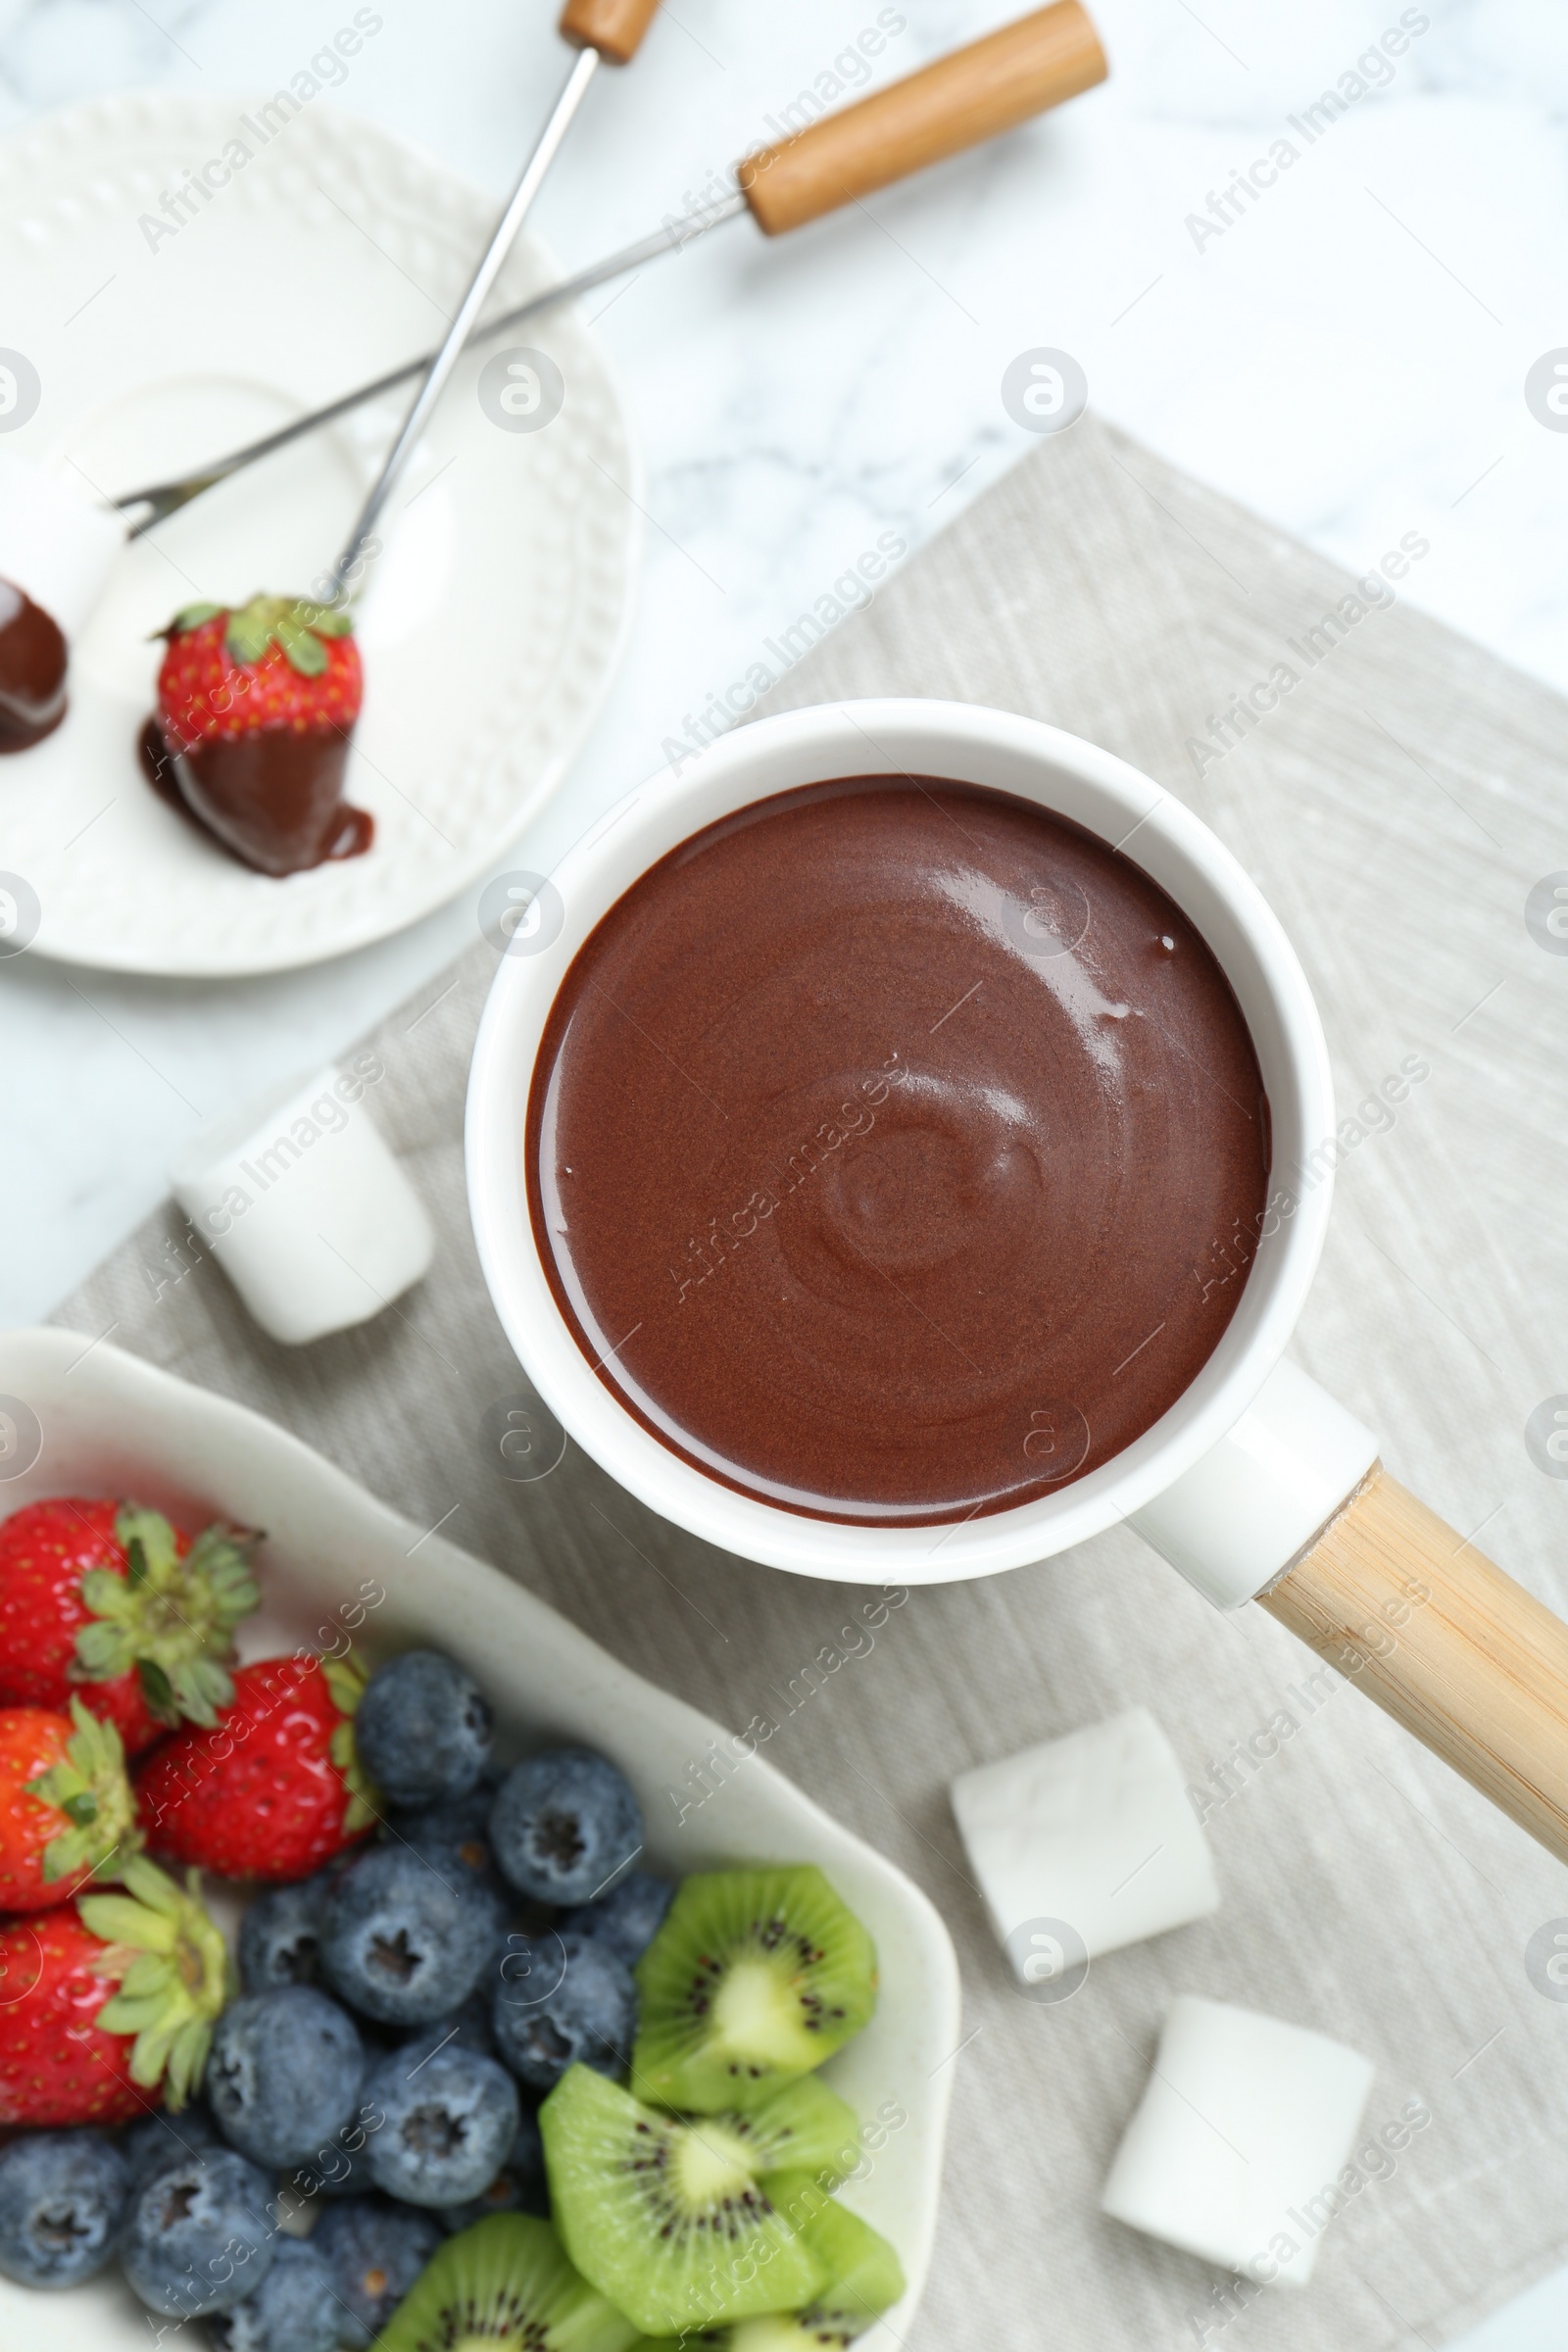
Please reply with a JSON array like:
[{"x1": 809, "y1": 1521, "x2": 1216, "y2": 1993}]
[
  {"x1": 637, "y1": 2191, "x2": 907, "y2": 2349},
  {"x1": 632, "y1": 1867, "x2": 877, "y2": 2111},
  {"x1": 373, "y1": 2214, "x2": 641, "y2": 2352},
  {"x1": 539, "y1": 2063, "x2": 831, "y2": 2334},
  {"x1": 712, "y1": 2073, "x2": 862, "y2": 2189},
  {"x1": 791, "y1": 2184, "x2": 906, "y2": 2332},
  {"x1": 726, "y1": 2323, "x2": 856, "y2": 2350}
]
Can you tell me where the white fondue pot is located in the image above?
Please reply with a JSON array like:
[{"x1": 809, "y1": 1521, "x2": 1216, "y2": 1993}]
[{"x1": 467, "y1": 702, "x2": 1568, "y2": 1862}]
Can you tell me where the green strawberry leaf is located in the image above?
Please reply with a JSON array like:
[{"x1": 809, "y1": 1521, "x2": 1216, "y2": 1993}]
[
  {"x1": 275, "y1": 614, "x2": 328, "y2": 676},
  {"x1": 82, "y1": 1862, "x2": 229, "y2": 2109},
  {"x1": 27, "y1": 1697, "x2": 139, "y2": 1886},
  {"x1": 220, "y1": 592, "x2": 353, "y2": 672},
  {"x1": 321, "y1": 1656, "x2": 381, "y2": 1833},
  {"x1": 320, "y1": 1654, "x2": 367, "y2": 1718},
  {"x1": 137, "y1": 1658, "x2": 178, "y2": 1724},
  {"x1": 73, "y1": 1616, "x2": 125, "y2": 1676},
  {"x1": 73, "y1": 1511, "x2": 260, "y2": 1732},
  {"x1": 165, "y1": 602, "x2": 222, "y2": 637},
  {"x1": 167, "y1": 1654, "x2": 235, "y2": 1731},
  {"x1": 223, "y1": 595, "x2": 278, "y2": 663}
]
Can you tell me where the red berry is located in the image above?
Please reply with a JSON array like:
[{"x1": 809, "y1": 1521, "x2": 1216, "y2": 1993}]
[
  {"x1": 0, "y1": 1861, "x2": 226, "y2": 2128},
  {"x1": 0, "y1": 1498, "x2": 156, "y2": 1750},
  {"x1": 0, "y1": 1701, "x2": 139, "y2": 1912},
  {"x1": 0, "y1": 1910, "x2": 151, "y2": 2128},
  {"x1": 0, "y1": 1496, "x2": 259, "y2": 1755},
  {"x1": 135, "y1": 1655, "x2": 378, "y2": 1883}
]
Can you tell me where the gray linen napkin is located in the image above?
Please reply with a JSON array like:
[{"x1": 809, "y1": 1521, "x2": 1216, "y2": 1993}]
[{"x1": 54, "y1": 416, "x2": 1568, "y2": 2350}]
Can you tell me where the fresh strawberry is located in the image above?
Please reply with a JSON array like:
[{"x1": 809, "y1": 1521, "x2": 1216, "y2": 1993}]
[
  {"x1": 147, "y1": 595, "x2": 371, "y2": 878},
  {"x1": 135, "y1": 1653, "x2": 380, "y2": 1883},
  {"x1": 0, "y1": 1496, "x2": 260, "y2": 1755},
  {"x1": 0, "y1": 1699, "x2": 140, "y2": 1911},
  {"x1": 0, "y1": 1857, "x2": 229, "y2": 2126}
]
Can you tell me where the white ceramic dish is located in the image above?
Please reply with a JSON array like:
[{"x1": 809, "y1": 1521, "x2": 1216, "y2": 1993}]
[
  {"x1": 466, "y1": 699, "x2": 1337, "y2": 1588},
  {"x1": 0, "y1": 1326, "x2": 958, "y2": 2349},
  {"x1": 0, "y1": 92, "x2": 639, "y2": 975}
]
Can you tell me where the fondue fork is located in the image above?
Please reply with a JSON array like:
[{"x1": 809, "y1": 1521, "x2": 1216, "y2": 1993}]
[
  {"x1": 323, "y1": 0, "x2": 666, "y2": 595},
  {"x1": 115, "y1": 3, "x2": 1108, "y2": 540}
]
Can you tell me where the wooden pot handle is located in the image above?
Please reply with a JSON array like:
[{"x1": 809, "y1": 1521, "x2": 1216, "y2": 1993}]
[
  {"x1": 737, "y1": 0, "x2": 1107, "y2": 237},
  {"x1": 1259, "y1": 1466, "x2": 1568, "y2": 1864},
  {"x1": 559, "y1": 0, "x2": 662, "y2": 65}
]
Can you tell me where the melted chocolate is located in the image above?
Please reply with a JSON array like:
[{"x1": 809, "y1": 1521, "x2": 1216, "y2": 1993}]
[
  {"x1": 527, "y1": 779, "x2": 1271, "y2": 1526},
  {"x1": 138, "y1": 717, "x2": 372, "y2": 876},
  {"x1": 138, "y1": 715, "x2": 186, "y2": 812},
  {"x1": 0, "y1": 578, "x2": 68, "y2": 753}
]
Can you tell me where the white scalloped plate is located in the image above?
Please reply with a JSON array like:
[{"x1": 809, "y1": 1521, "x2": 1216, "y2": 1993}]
[
  {"x1": 0, "y1": 93, "x2": 640, "y2": 975},
  {"x1": 0, "y1": 1329, "x2": 959, "y2": 2348}
]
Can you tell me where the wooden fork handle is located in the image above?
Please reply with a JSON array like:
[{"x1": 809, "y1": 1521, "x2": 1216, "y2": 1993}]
[
  {"x1": 1260, "y1": 1467, "x2": 1568, "y2": 1864},
  {"x1": 560, "y1": 0, "x2": 662, "y2": 65},
  {"x1": 737, "y1": 1, "x2": 1107, "y2": 236}
]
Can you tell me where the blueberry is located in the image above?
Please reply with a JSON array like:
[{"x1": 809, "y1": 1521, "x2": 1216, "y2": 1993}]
[
  {"x1": 390, "y1": 1826, "x2": 511, "y2": 1939},
  {"x1": 560, "y1": 1869, "x2": 673, "y2": 1965},
  {"x1": 120, "y1": 2147, "x2": 277, "y2": 2320},
  {"x1": 208, "y1": 2235, "x2": 339, "y2": 2352},
  {"x1": 321, "y1": 1844, "x2": 498, "y2": 2027},
  {"x1": 0, "y1": 2130, "x2": 129, "y2": 2288},
  {"x1": 288, "y1": 2128, "x2": 377, "y2": 2203},
  {"x1": 314, "y1": 2195, "x2": 443, "y2": 2350},
  {"x1": 385, "y1": 1769, "x2": 500, "y2": 1853},
  {"x1": 122, "y1": 2098, "x2": 220, "y2": 2190},
  {"x1": 238, "y1": 1871, "x2": 336, "y2": 1993},
  {"x1": 489, "y1": 1748, "x2": 642, "y2": 1906},
  {"x1": 399, "y1": 1979, "x2": 501, "y2": 2065},
  {"x1": 205, "y1": 1987, "x2": 366, "y2": 2172},
  {"x1": 361, "y1": 2034, "x2": 520, "y2": 2208},
  {"x1": 439, "y1": 2108, "x2": 548, "y2": 2232},
  {"x1": 490, "y1": 1930, "x2": 637, "y2": 2091},
  {"x1": 356, "y1": 1651, "x2": 493, "y2": 1808},
  {"x1": 284, "y1": 2080, "x2": 386, "y2": 2203}
]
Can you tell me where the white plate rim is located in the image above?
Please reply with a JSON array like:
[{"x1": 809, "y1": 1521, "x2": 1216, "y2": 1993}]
[{"x1": 0, "y1": 90, "x2": 643, "y2": 978}]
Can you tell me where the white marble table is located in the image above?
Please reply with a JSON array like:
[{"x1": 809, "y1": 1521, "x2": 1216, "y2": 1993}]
[{"x1": 1, "y1": 3, "x2": 1564, "y2": 2335}]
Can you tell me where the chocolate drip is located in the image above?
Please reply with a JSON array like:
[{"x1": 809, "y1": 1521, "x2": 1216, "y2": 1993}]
[{"x1": 137, "y1": 717, "x2": 373, "y2": 877}]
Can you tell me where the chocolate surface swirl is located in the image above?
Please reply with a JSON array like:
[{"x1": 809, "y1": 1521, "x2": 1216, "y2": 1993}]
[{"x1": 528, "y1": 778, "x2": 1269, "y2": 1524}]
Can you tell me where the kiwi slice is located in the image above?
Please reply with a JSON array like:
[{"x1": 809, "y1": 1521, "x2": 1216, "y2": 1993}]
[
  {"x1": 717, "y1": 2072, "x2": 862, "y2": 2188},
  {"x1": 638, "y1": 2194, "x2": 906, "y2": 2350},
  {"x1": 789, "y1": 2183, "x2": 906, "y2": 2334},
  {"x1": 632, "y1": 1867, "x2": 877, "y2": 2111},
  {"x1": 374, "y1": 2213, "x2": 642, "y2": 2352},
  {"x1": 539, "y1": 2063, "x2": 832, "y2": 2335},
  {"x1": 720, "y1": 2326, "x2": 860, "y2": 2351}
]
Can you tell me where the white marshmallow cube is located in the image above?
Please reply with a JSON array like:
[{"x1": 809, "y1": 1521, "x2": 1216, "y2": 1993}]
[
  {"x1": 0, "y1": 449, "x2": 125, "y2": 638},
  {"x1": 169, "y1": 1062, "x2": 433, "y2": 1347},
  {"x1": 952, "y1": 1707, "x2": 1220, "y2": 1975},
  {"x1": 1102, "y1": 1995, "x2": 1375, "y2": 2286}
]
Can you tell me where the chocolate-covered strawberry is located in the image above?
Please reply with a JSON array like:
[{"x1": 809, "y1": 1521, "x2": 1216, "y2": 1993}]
[
  {"x1": 0, "y1": 575, "x2": 68, "y2": 752},
  {"x1": 0, "y1": 1496, "x2": 260, "y2": 1755},
  {"x1": 144, "y1": 594, "x2": 372, "y2": 876},
  {"x1": 0, "y1": 1858, "x2": 229, "y2": 2126},
  {"x1": 136, "y1": 1654, "x2": 380, "y2": 1881}
]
